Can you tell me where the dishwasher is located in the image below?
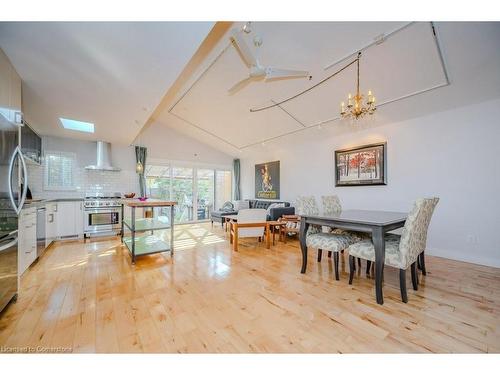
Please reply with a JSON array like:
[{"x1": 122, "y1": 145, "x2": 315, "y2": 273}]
[{"x1": 36, "y1": 207, "x2": 47, "y2": 258}]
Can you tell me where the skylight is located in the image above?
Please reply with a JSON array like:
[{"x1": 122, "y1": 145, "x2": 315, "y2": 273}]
[{"x1": 60, "y1": 118, "x2": 94, "y2": 133}]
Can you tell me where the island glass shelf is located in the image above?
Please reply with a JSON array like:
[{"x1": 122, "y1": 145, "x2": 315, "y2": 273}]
[
  {"x1": 120, "y1": 199, "x2": 176, "y2": 264},
  {"x1": 123, "y1": 235, "x2": 171, "y2": 256},
  {"x1": 123, "y1": 217, "x2": 171, "y2": 232}
]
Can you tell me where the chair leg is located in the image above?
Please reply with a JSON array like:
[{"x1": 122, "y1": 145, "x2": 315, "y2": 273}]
[
  {"x1": 399, "y1": 269, "x2": 408, "y2": 303},
  {"x1": 366, "y1": 260, "x2": 372, "y2": 277},
  {"x1": 328, "y1": 251, "x2": 332, "y2": 258},
  {"x1": 357, "y1": 257, "x2": 362, "y2": 268},
  {"x1": 317, "y1": 249, "x2": 323, "y2": 262},
  {"x1": 349, "y1": 255, "x2": 355, "y2": 285},
  {"x1": 333, "y1": 252, "x2": 339, "y2": 280},
  {"x1": 411, "y1": 262, "x2": 419, "y2": 291},
  {"x1": 419, "y1": 252, "x2": 427, "y2": 276}
]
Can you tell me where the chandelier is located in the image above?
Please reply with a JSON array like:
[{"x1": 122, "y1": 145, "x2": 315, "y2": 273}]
[{"x1": 340, "y1": 52, "x2": 376, "y2": 120}]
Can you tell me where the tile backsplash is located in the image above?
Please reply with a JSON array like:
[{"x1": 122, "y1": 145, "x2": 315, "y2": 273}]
[{"x1": 27, "y1": 164, "x2": 140, "y2": 199}]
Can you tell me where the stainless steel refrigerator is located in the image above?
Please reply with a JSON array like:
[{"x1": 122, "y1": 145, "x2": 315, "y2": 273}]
[{"x1": 1, "y1": 117, "x2": 28, "y2": 313}]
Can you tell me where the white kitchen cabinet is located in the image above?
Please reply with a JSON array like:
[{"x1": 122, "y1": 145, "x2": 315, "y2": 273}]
[
  {"x1": 45, "y1": 202, "x2": 58, "y2": 247},
  {"x1": 0, "y1": 47, "x2": 22, "y2": 124},
  {"x1": 75, "y1": 200, "x2": 84, "y2": 236},
  {"x1": 55, "y1": 201, "x2": 84, "y2": 239},
  {"x1": 19, "y1": 207, "x2": 37, "y2": 275}
]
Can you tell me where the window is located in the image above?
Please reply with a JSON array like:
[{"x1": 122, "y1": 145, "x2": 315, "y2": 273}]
[
  {"x1": 44, "y1": 151, "x2": 77, "y2": 190},
  {"x1": 59, "y1": 118, "x2": 94, "y2": 133},
  {"x1": 146, "y1": 163, "x2": 232, "y2": 224},
  {"x1": 215, "y1": 170, "x2": 232, "y2": 210}
]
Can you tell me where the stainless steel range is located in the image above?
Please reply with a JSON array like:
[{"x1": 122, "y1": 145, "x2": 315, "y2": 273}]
[{"x1": 83, "y1": 192, "x2": 122, "y2": 238}]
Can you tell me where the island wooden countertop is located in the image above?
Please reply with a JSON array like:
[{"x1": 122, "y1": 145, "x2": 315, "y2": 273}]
[{"x1": 120, "y1": 198, "x2": 177, "y2": 207}]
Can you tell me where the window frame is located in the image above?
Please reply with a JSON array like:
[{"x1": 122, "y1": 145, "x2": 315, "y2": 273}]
[
  {"x1": 145, "y1": 161, "x2": 232, "y2": 223},
  {"x1": 43, "y1": 150, "x2": 77, "y2": 191}
]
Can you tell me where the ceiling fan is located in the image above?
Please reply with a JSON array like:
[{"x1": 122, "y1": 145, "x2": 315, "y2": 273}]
[{"x1": 228, "y1": 29, "x2": 311, "y2": 94}]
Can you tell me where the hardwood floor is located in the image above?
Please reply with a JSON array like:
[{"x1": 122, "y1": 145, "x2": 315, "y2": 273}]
[{"x1": 1, "y1": 223, "x2": 499, "y2": 353}]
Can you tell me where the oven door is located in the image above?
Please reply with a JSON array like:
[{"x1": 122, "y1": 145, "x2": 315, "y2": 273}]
[{"x1": 84, "y1": 208, "x2": 121, "y2": 234}]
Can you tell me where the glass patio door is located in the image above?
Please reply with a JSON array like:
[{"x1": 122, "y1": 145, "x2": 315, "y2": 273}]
[
  {"x1": 196, "y1": 169, "x2": 215, "y2": 221},
  {"x1": 172, "y1": 167, "x2": 194, "y2": 223},
  {"x1": 215, "y1": 170, "x2": 232, "y2": 211}
]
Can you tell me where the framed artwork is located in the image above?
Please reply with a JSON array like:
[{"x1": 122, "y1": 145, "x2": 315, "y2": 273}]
[
  {"x1": 255, "y1": 161, "x2": 280, "y2": 199},
  {"x1": 335, "y1": 142, "x2": 387, "y2": 186}
]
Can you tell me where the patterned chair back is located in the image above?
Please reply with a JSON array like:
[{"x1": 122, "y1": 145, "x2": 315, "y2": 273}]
[
  {"x1": 321, "y1": 195, "x2": 342, "y2": 216},
  {"x1": 295, "y1": 196, "x2": 321, "y2": 235},
  {"x1": 399, "y1": 197, "x2": 439, "y2": 267}
]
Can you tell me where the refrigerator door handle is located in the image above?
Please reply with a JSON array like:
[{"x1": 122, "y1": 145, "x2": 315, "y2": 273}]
[
  {"x1": 7, "y1": 146, "x2": 28, "y2": 215},
  {"x1": 19, "y1": 146, "x2": 28, "y2": 212},
  {"x1": 0, "y1": 236, "x2": 18, "y2": 252}
]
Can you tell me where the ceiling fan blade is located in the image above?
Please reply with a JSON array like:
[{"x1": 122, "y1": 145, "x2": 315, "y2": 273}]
[
  {"x1": 265, "y1": 67, "x2": 310, "y2": 80},
  {"x1": 230, "y1": 29, "x2": 257, "y2": 68},
  {"x1": 227, "y1": 76, "x2": 255, "y2": 95}
]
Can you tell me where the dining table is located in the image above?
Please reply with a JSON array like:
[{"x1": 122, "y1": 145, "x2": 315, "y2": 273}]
[{"x1": 299, "y1": 209, "x2": 407, "y2": 305}]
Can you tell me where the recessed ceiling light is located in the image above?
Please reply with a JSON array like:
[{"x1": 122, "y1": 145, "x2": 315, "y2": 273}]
[{"x1": 60, "y1": 118, "x2": 94, "y2": 133}]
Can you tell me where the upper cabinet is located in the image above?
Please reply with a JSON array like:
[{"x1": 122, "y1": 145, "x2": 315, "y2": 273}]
[
  {"x1": 21, "y1": 122, "x2": 42, "y2": 165},
  {"x1": 0, "y1": 48, "x2": 41, "y2": 164},
  {"x1": 0, "y1": 48, "x2": 22, "y2": 125}
]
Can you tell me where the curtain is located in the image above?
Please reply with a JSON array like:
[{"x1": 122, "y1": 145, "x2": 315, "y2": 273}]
[
  {"x1": 233, "y1": 158, "x2": 241, "y2": 200},
  {"x1": 135, "y1": 146, "x2": 147, "y2": 197}
]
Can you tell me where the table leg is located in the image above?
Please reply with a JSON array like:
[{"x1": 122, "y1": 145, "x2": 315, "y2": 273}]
[
  {"x1": 170, "y1": 205, "x2": 174, "y2": 257},
  {"x1": 272, "y1": 226, "x2": 276, "y2": 246},
  {"x1": 233, "y1": 223, "x2": 238, "y2": 251},
  {"x1": 299, "y1": 217, "x2": 309, "y2": 273},
  {"x1": 372, "y1": 227, "x2": 386, "y2": 305},
  {"x1": 120, "y1": 204, "x2": 124, "y2": 243},
  {"x1": 131, "y1": 206, "x2": 136, "y2": 264},
  {"x1": 266, "y1": 224, "x2": 270, "y2": 249}
]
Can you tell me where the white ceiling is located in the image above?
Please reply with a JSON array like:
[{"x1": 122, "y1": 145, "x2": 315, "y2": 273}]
[
  {"x1": 0, "y1": 22, "x2": 214, "y2": 145},
  {"x1": 155, "y1": 22, "x2": 500, "y2": 155}
]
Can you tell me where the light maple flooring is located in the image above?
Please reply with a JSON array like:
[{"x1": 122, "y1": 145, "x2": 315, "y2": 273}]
[{"x1": 1, "y1": 223, "x2": 499, "y2": 353}]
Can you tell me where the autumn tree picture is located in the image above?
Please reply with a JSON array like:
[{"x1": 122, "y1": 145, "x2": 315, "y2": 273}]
[{"x1": 335, "y1": 143, "x2": 386, "y2": 186}]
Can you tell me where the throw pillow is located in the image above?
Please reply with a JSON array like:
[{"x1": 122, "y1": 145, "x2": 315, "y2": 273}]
[
  {"x1": 233, "y1": 200, "x2": 250, "y2": 211},
  {"x1": 266, "y1": 202, "x2": 284, "y2": 215}
]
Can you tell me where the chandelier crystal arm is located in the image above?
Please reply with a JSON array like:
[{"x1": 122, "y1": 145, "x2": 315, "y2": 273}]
[{"x1": 340, "y1": 51, "x2": 376, "y2": 120}]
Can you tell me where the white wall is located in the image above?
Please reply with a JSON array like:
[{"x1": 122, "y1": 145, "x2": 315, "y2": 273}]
[
  {"x1": 140, "y1": 121, "x2": 233, "y2": 167},
  {"x1": 28, "y1": 123, "x2": 233, "y2": 198},
  {"x1": 240, "y1": 98, "x2": 500, "y2": 268},
  {"x1": 28, "y1": 136, "x2": 139, "y2": 199}
]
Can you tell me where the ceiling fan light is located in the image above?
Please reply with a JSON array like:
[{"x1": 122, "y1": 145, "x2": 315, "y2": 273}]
[{"x1": 136, "y1": 161, "x2": 144, "y2": 174}]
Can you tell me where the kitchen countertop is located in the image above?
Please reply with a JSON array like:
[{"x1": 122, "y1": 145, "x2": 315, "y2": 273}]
[
  {"x1": 23, "y1": 197, "x2": 84, "y2": 209},
  {"x1": 120, "y1": 198, "x2": 177, "y2": 207}
]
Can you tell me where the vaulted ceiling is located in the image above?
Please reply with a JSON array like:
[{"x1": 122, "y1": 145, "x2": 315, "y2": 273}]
[
  {"x1": 152, "y1": 22, "x2": 500, "y2": 155},
  {"x1": 0, "y1": 22, "x2": 214, "y2": 144},
  {"x1": 1, "y1": 22, "x2": 499, "y2": 155}
]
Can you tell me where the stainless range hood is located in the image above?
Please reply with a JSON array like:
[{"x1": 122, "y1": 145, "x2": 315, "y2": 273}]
[{"x1": 85, "y1": 141, "x2": 121, "y2": 171}]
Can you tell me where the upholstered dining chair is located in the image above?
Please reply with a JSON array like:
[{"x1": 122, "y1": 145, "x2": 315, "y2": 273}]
[
  {"x1": 296, "y1": 196, "x2": 361, "y2": 280},
  {"x1": 321, "y1": 195, "x2": 367, "y2": 270},
  {"x1": 347, "y1": 197, "x2": 439, "y2": 303}
]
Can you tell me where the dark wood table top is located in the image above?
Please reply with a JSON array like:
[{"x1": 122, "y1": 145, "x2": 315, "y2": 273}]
[{"x1": 301, "y1": 209, "x2": 407, "y2": 226}]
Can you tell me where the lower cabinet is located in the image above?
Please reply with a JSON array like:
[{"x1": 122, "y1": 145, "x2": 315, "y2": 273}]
[
  {"x1": 19, "y1": 208, "x2": 37, "y2": 275},
  {"x1": 55, "y1": 201, "x2": 84, "y2": 239},
  {"x1": 46, "y1": 202, "x2": 58, "y2": 247}
]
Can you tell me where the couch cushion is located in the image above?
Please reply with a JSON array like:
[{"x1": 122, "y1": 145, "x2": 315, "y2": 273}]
[
  {"x1": 248, "y1": 200, "x2": 290, "y2": 209},
  {"x1": 211, "y1": 210, "x2": 237, "y2": 219},
  {"x1": 233, "y1": 200, "x2": 250, "y2": 211},
  {"x1": 266, "y1": 202, "x2": 284, "y2": 215}
]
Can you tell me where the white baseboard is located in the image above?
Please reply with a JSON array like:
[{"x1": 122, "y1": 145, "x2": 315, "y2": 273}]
[{"x1": 427, "y1": 247, "x2": 500, "y2": 269}]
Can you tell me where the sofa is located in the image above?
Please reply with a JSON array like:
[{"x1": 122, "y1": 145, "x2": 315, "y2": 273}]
[{"x1": 210, "y1": 199, "x2": 295, "y2": 226}]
